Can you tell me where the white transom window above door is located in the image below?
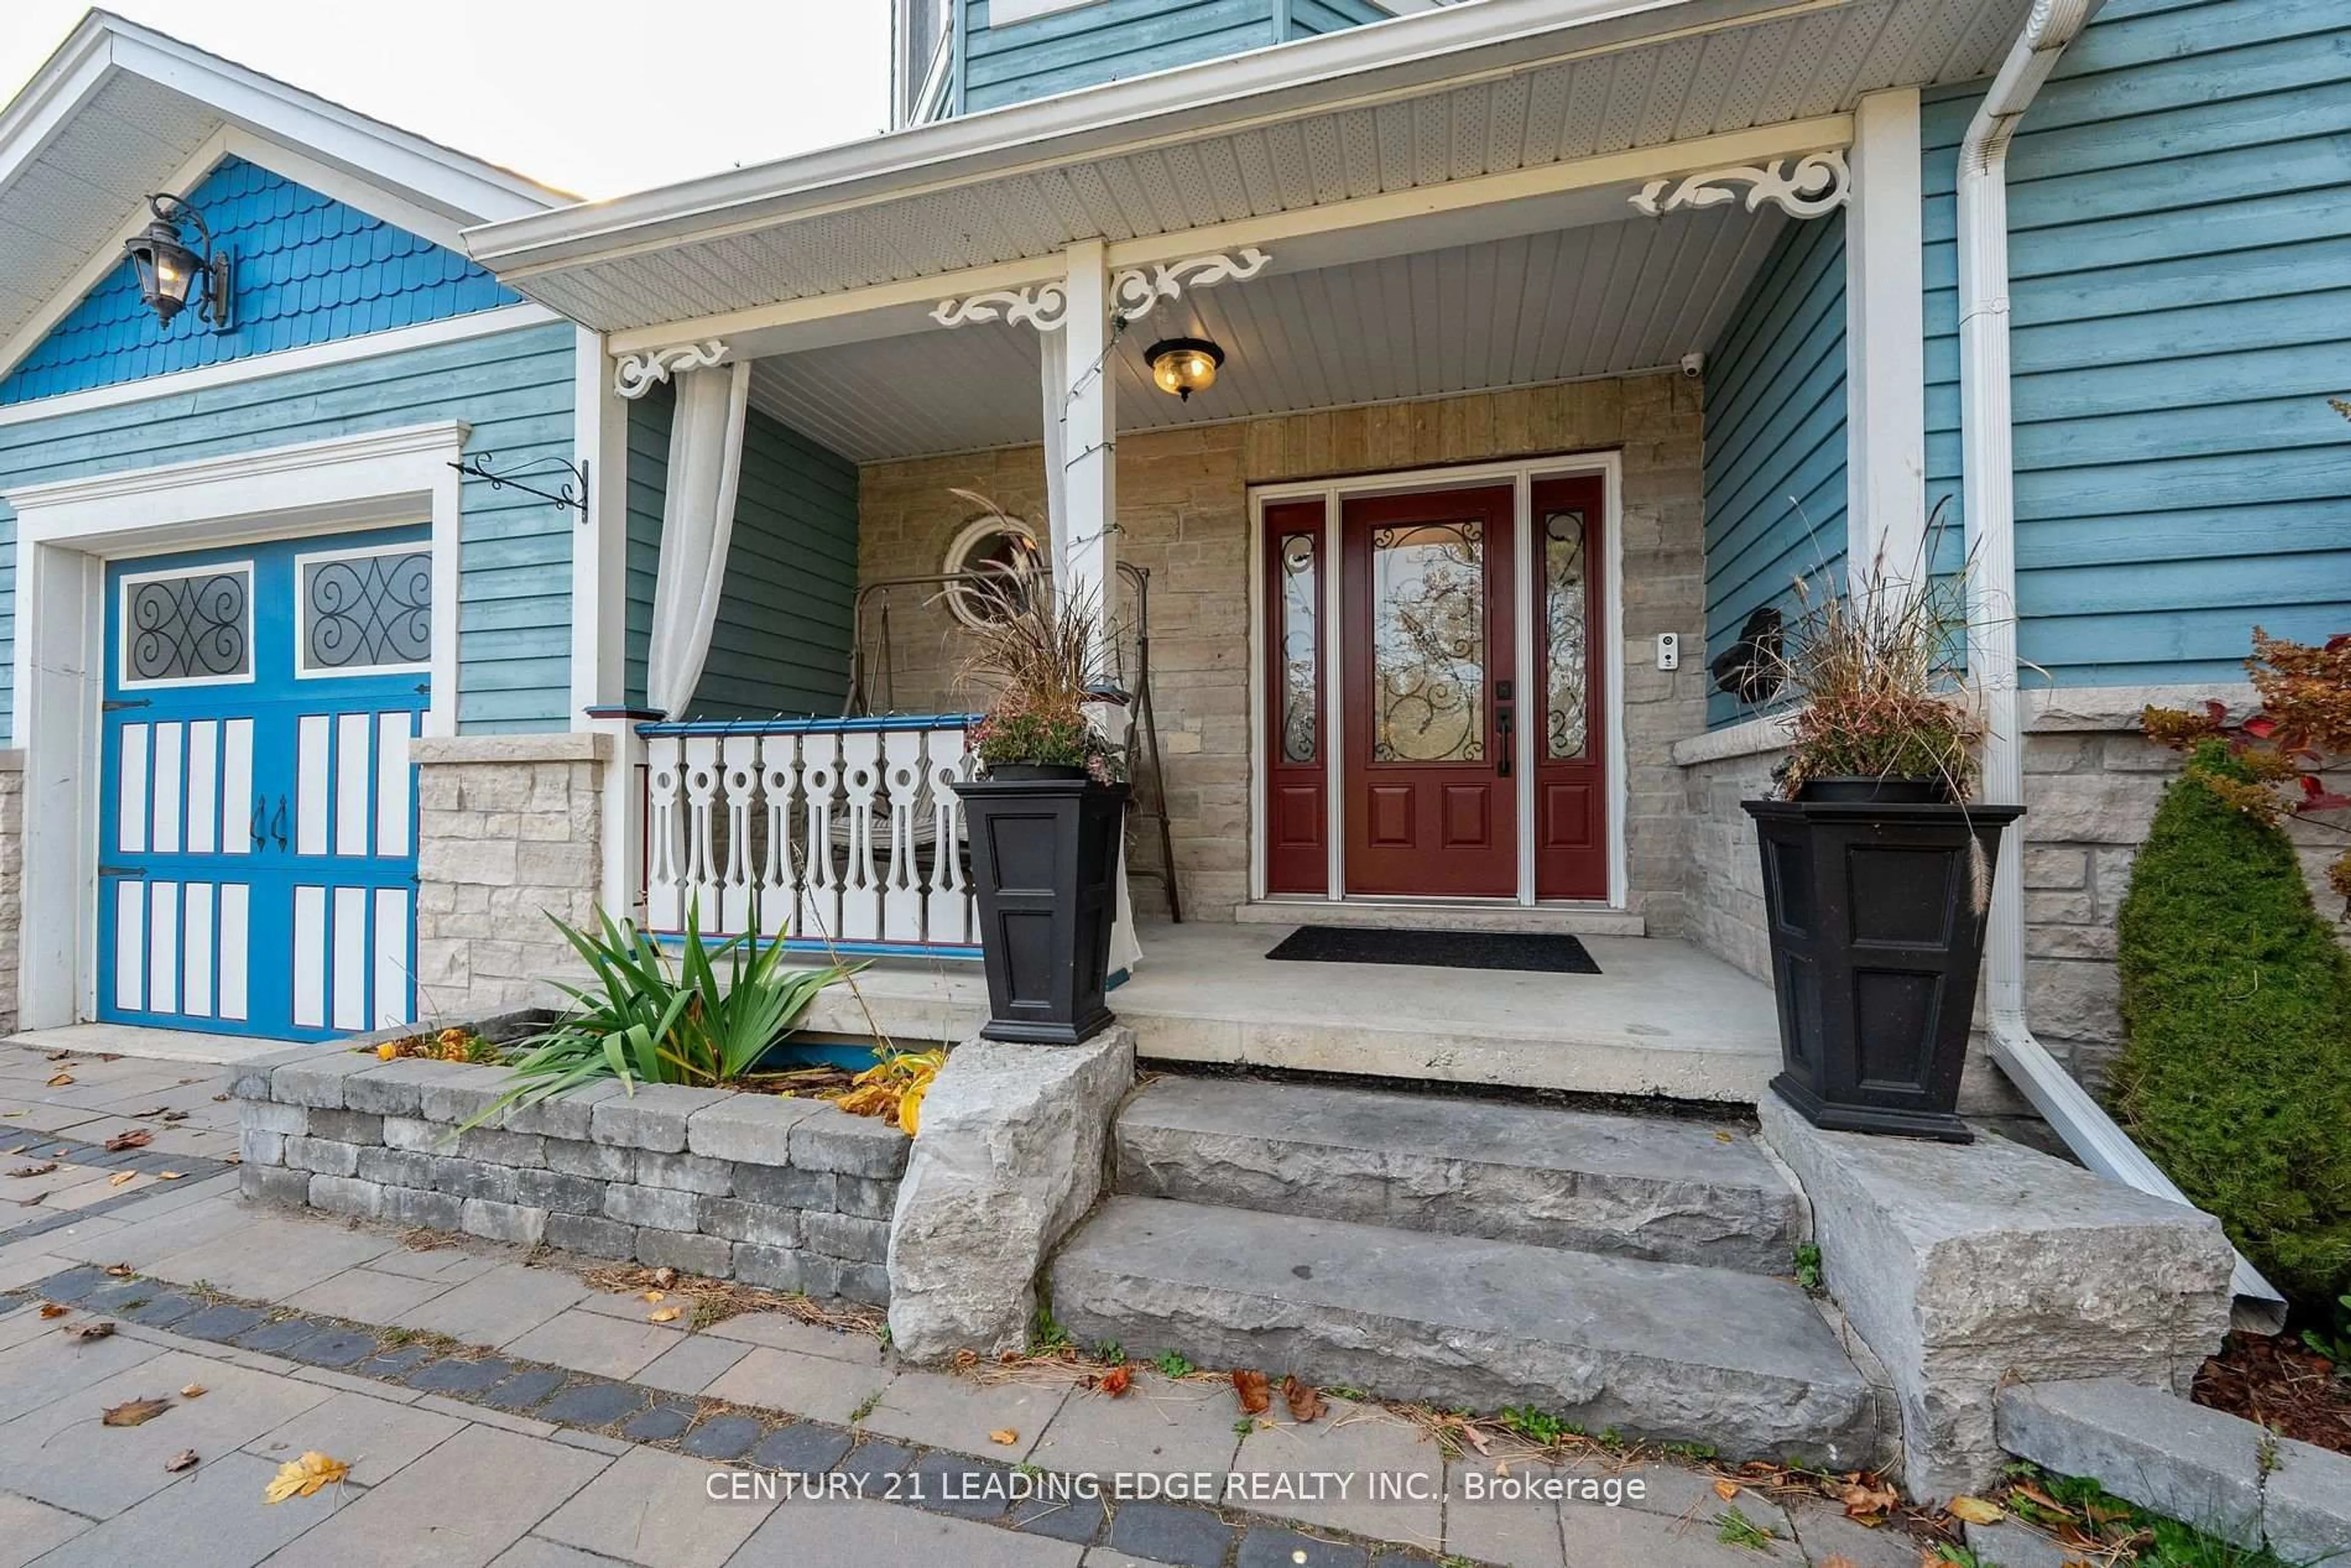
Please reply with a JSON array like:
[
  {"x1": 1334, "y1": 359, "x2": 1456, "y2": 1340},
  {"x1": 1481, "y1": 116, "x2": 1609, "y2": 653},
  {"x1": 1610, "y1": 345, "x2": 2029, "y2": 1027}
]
[{"x1": 117, "y1": 563, "x2": 257, "y2": 689}]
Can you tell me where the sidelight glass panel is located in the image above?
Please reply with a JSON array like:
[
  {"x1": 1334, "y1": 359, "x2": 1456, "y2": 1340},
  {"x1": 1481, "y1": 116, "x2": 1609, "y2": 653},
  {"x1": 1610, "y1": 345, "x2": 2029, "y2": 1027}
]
[
  {"x1": 1370, "y1": 519, "x2": 1485, "y2": 764},
  {"x1": 1278, "y1": 533, "x2": 1318, "y2": 763},
  {"x1": 1543, "y1": 510, "x2": 1589, "y2": 760}
]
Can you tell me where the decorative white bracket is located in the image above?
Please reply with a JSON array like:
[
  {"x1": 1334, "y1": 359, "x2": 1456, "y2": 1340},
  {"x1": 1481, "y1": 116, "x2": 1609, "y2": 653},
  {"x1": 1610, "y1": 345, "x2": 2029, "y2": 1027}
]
[
  {"x1": 1629, "y1": 151, "x2": 1851, "y2": 220},
  {"x1": 931, "y1": 247, "x2": 1272, "y2": 332},
  {"x1": 613, "y1": 340, "x2": 730, "y2": 399}
]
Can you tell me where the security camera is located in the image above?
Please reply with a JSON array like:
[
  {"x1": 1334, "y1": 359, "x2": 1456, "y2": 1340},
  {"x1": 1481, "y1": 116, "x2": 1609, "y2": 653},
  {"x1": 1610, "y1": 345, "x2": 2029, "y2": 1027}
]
[{"x1": 1679, "y1": 351, "x2": 1705, "y2": 380}]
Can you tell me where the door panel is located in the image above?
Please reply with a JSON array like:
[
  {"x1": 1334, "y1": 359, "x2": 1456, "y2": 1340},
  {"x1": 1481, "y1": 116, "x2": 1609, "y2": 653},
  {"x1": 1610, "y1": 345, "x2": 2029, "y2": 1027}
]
[
  {"x1": 99, "y1": 530, "x2": 429, "y2": 1040},
  {"x1": 1532, "y1": 475, "x2": 1608, "y2": 899},
  {"x1": 1341, "y1": 486, "x2": 1517, "y2": 897}
]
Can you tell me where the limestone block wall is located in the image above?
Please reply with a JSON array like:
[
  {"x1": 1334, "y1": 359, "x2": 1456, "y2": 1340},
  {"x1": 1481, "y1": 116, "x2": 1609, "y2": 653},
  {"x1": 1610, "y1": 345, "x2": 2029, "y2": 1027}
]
[
  {"x1": 855, "y1": 373, "x2": 1712, "y2": 928},
  {"x1": 412, "y1": 733, "x2": 609, "y2": 1019},
  {"x1": 0, "y1": 752, "x2": 19, "y2": 1037},
  {"x1": 231, "y1": 1049, "x2": 906, "y2": 1305}
]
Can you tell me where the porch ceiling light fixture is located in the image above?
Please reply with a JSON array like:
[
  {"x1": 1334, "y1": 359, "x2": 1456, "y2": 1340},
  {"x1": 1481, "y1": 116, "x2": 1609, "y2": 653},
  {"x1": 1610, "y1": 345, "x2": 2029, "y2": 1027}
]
[
  {"x1": 1146, "y1": 336, "x2": 1224, "y2": 401},
  {"x1": 124, "y1": 193, "x2": 233, "y2": 332}
]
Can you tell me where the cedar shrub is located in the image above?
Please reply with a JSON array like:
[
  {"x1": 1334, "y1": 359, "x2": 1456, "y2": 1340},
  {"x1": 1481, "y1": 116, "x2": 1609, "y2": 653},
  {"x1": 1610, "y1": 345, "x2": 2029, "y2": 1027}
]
[{"x1": 2109, "y1": 741, "x2": 2351, "y2": 1308}]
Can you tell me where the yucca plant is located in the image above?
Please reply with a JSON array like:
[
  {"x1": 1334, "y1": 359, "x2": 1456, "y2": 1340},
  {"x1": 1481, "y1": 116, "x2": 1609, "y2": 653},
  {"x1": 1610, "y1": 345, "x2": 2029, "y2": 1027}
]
[{"x1": 470, "y1": 904, "x2": 858, "y2": 1127}]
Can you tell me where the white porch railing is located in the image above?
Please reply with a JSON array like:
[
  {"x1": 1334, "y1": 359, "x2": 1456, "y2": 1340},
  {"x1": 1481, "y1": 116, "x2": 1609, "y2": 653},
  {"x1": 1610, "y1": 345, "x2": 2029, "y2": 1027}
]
[{"x1": 637, "y1": 716, "x2": 982, "y2": 957}]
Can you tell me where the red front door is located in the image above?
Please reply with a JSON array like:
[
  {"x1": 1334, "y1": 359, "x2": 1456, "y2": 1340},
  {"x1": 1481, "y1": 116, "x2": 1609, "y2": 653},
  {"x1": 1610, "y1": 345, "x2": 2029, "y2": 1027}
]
[{"x1": 1340, "y1": 486, "x2": 1517, "y2": 897}]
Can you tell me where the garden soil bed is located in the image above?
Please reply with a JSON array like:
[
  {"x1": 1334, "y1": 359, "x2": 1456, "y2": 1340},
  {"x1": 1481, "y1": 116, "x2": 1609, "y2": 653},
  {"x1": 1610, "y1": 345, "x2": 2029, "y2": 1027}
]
[{"x1": 2193, "y1": 1331, "x2": 2351, "y2": 1455}]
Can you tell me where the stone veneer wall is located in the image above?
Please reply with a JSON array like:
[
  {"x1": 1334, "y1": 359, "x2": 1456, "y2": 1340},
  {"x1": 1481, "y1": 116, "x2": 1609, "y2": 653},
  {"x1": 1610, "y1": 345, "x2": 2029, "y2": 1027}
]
[
  {"x1": 1675, "y1": 689, "x2": 2349, "y2": 1100},
  {"x1": 231, "y1": 1049, "x2": 905, "y2": 1305},
  {"x1": 0, "y1": 751, "x2": 19, "y2": 1036},
  {"x1": 855, "y1": 374, "x2": 1711, "y2": 929},
  {"x1": 413, "y1": 733, "x2": 609, "y2": 1018}
]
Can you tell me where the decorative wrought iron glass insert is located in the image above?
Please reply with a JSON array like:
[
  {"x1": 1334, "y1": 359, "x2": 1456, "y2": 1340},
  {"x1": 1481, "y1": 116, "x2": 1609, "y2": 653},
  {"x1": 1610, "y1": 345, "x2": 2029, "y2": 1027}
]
[
  {"x1": 1370, "y1": 519, "x2": 1484, "y2": 764},
  {"x1": 122, "y1": 567, "x2": 253, "y2": 685},
  {"x1": 1543, "y1": 510, "x2": 1589, "y2": 760},
  {"x1": 299, "y1": 549, "x2": 432, "y2": 674},
  {"x1": 1278, "y1": 532, "x2": 1319, "y2": 763}
]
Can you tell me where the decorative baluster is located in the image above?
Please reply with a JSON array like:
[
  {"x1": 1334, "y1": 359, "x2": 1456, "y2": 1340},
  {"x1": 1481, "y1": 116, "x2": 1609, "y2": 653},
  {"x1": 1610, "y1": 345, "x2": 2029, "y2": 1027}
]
[
  {"x1": 645, "y1": 735, "x2": 687, "y2": 933},
  {"x1": 681, "y1": 736, "x2": 723, "y2": 932},
  {"x1": 798, "y1": 730, "x2": 841, "y2": 942},
  {"x1": 719, "y1": 734, "x2": 760, "y2": 935},
  {"x1": 838, "y1": 730, "x2": 885, "y2": 942},
  {"x1": 880, "y1": 729, "x2": 925, "y2": 943},
  {"x1": 759, "y1": 734, "x2": 798, "y2": 939},
  {"x1": 924, "y1": 724, "x2": 973, "y2": 945}
]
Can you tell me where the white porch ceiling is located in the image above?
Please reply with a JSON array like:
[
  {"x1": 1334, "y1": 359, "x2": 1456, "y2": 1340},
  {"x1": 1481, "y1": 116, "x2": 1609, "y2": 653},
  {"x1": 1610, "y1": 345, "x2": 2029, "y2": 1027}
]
[
  {"x1": 492, "y1": 0, "x2": 2023, "y2": 337},
  {"x1": 747, "y1": 204, "x2": 1782, "y2": 463}
]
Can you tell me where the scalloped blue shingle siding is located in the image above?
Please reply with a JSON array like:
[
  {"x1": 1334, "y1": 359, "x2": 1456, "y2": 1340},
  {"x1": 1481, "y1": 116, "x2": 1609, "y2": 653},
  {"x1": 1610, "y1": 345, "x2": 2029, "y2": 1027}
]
[{"x1": 0, "y1": 156, "x2": 519, "y2": 407}]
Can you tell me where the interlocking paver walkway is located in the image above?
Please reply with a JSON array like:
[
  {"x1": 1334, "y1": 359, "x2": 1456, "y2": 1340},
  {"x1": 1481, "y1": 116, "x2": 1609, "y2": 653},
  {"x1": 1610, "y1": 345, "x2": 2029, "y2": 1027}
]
[{"x1": 0, "y1": 1040, "x2": 1965, "y2": 1567}]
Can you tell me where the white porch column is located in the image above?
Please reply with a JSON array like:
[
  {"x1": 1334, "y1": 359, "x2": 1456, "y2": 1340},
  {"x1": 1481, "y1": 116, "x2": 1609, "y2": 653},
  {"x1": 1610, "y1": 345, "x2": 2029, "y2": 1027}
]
[
  {"x1": 1042, "y1": 239, "x2": 1140, "y2": 978},
  {"x1": 1843, "y1": 88, "x2": 1928, "y2": 588},
  {"x1": 573, "y1": 328, "x2": 642, "y2": 921}
]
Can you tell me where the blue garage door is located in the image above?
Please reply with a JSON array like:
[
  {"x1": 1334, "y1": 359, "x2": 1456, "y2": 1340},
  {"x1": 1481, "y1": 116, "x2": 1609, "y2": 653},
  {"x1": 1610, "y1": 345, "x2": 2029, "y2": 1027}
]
[{"x1": 99, "y1": 527, "x2": 431, "y2": 1040}]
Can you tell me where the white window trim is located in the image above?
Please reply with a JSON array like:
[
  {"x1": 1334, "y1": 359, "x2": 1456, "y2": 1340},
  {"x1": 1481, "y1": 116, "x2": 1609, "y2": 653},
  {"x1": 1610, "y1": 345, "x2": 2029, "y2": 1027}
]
[
  {"x1": 988, "y1": 0, "x2": 1093, "y2": 26},
  {"x1": 3, "y1": 419, "x2": 468, "y2": 1033},
  {"x1": 116, "y1": 561, "x2": 258, "y2": 690},
  {"x1": 942, "y1": 512, "x2": 1041, "y2": 630},
  {"x1": 293, "y1": 540, "x2": 436, "y2": 680},
  {"x1": 1245, "y1": 451, "x2": 1627, "y2": 911}
]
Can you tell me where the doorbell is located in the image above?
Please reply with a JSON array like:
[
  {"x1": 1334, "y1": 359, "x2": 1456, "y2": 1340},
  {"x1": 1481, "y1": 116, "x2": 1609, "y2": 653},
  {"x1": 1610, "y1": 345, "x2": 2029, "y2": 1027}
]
[{"x1": 1657, "y1": 633, "x2": 1680, "y2": 670}]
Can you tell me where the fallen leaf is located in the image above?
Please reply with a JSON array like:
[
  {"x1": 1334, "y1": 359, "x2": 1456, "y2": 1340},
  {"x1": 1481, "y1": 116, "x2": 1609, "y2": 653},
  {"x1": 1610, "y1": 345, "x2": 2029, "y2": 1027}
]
[
  {"x1": 988, "y1": 1429, "x2": 1019, "y2": 1446},
  {"x1": 160, "y1": 1110, "x2": 189, "y2": 1122},
  {"x1": 165, "y1": 1449, "x2": 200, "y2": 1472},
  {"x1": 158, "y1": 1171, "x2": 185, "y2": 1181},
  {"x1": 642, "y1": 1290, "x2": 666, "y2": 1303},
  {"x1": 1281, "y1": 1375, "x2": 1326, "y2": 1424},
  {"x1": 127, "y1": 1106, "x2": 168, "y2": 1119},
  {"x1": 1840, "y1": 1479, "x2": 1899, "y2": 1520},
  {"x1": 375, "y1": 1042, "x2": 401, "y2": 1062},
  {"x1": 211, "y1": 1095, "x2": 229, "y2": 1103},
  {"x1": 647, "y1": 1307, "x2": 681, "y2": 1323},
  {"x1": 103, "y1": 1262, "x2": 133, "y2": 1278},
  {"x1": 38, "y1": 1304, "x2": 67, "y2": 1319},
  {"x1": 1948, "y1": 1495, "x2": 2006, "y2": 1526},
  {"x1": 102, "y1": 1396, "x2": 171, "y2": 1427},
  {"x1": 1455, "y1": 1420, "x2": 1493, "y2": 1456},
  {"x1": 47, "y1": 1073, "x2": 73, "y2": 1087},
  {"x1": 6, "y1": 1163, "x2": 57, "y2": 1178},
  {"x1": 64, "y1": 1321, "x2": 114, "y2": 1340},
  {"x1": 264, "y1": 1451, "x2": 350, "y2": 1503},
  {"x1": 1095, "y1": 1365, "x2": 1132, "y2": 1397},
  {"x1": 1714, "y1": 1130, "x2": 1736, "y2": 1143},
  {"x1": 102, "y1": 1130, "x2": 152, "y2": 1152},
  {"x1": 108, "y1": 1172, "x2": 136, "y2": 1187},
  {"x1": 1232, "y1": 1368, "x2": 1272, "y2": 1416},
  {"x1": 180, "y1": 1383, "x2": 208, "y2": 1399},
  {"x1": 1714, "y1": 1479, "x2": 1743, "y2": 1501}
]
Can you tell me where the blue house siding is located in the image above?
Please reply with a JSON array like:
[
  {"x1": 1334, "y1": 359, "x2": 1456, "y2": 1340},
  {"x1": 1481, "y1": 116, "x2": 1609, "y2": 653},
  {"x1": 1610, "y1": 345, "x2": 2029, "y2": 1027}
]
[
  {"x1": 1286, "y1": 0, "x2": 1387, "y2": 39},
  {"x1": 0, "y1": 157, "x2": 519, "y2": 407},
  {"x1": 1701, "y1": 212, "x2": 1848, "y2": 727},
  {"x1": 692, "y1": 411, "x2": 861, "y2": 721},
  {"x1": 1925, "y1": 0, "x2": 2351, "y2": 690},
  {"x1": 962, "y1": 0, "x2": 1288, "y2": 112},
  {"x1": 0, "y1": 322, "x2": 576, "y2": 741},
  {"x1": 623, "y1": 385, "x2": 672, "y2": 709}
]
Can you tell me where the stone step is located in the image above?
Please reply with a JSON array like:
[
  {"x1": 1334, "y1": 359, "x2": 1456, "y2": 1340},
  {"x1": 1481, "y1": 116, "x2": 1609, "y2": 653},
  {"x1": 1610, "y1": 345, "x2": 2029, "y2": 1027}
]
[
  {"x1": 1114, "y1": 1075, "x2": 1801, "y2": 1274},
  {"x1": 1052, "y1": 1196, "x2": 1881, "y2": 1467}
]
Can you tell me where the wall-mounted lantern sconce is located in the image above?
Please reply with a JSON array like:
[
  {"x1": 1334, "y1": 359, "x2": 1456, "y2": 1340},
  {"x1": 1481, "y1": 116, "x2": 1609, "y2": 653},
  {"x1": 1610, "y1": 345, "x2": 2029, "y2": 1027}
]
[{"x1": 124, "y1": 194, "x2": 233, "y2": 332}]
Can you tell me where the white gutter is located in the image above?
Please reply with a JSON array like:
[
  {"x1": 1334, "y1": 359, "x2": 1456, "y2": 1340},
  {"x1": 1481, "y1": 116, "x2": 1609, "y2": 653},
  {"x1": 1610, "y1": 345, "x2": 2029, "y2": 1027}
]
[{"x1": 1957, "y1": 0, "x2": 2287, "y2": 1332}]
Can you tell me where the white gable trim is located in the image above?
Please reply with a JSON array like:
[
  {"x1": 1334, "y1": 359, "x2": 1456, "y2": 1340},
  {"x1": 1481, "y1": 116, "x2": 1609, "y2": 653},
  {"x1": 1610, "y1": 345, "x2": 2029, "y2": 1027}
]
[{"x1": 0, "y1": 126, "x2": 549, "y2": 402}]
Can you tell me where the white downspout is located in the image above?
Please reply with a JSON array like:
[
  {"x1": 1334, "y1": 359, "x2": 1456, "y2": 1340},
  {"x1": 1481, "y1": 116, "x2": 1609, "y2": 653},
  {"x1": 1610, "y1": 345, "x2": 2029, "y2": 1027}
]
[{"x1": 1957, "y1": 0, "x2": 2285, "y2": 1329}]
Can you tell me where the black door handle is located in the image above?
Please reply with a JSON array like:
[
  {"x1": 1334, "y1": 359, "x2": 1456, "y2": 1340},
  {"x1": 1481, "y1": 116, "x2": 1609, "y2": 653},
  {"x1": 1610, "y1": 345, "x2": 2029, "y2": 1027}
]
[
  {"x1": 252, "y1": 796, "x2": 268, "y2": 852},
  {"x1": 1497, "y1": 710, "x2": 1513, "y2": 778},
  {"x1": 272, "y1": 795, "x2": 289, "y2": 853}
]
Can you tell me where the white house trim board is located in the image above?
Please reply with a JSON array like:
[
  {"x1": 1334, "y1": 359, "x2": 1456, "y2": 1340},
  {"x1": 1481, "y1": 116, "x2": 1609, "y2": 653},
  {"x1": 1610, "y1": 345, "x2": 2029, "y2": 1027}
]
[
  {"x1": 1842, "y1": 88, "x2": 1927, "y2": 585},
  {"x1": 0, "y1": 304, "x2": 558, "y2": 430},
  {"x1": 5, "y1": 419, "x2": 468, "y2": 1033},
  {"x1": 1245, "y1": 452, "x2": 1629, "y2": 910}
]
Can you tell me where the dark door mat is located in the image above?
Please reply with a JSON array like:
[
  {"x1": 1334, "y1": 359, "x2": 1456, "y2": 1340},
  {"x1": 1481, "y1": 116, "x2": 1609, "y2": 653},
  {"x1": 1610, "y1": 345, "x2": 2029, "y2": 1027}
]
[{"x1": 1262, "y1": 925, "x2": 1600, "y2": 974}]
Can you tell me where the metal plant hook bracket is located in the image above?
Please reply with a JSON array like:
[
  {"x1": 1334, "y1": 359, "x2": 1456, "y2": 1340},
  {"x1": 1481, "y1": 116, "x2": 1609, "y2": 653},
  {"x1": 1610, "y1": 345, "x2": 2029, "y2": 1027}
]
[{"x1": 449, "y1": 451, "x2": 590, "y2": 520}]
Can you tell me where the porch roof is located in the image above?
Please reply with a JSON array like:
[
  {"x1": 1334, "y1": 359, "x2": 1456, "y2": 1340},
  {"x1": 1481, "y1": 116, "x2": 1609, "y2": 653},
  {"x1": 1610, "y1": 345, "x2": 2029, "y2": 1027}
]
[{"x1": 465, "y1": 0, "x2": 2025, "y2": 348}]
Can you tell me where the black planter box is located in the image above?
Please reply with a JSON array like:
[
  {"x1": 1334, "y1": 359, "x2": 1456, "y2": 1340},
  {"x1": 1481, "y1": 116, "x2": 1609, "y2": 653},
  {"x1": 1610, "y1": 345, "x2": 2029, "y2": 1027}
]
[
  {"x1": 953, "y1": 772, "x2": 1130, "y2": 1045},
  {"x1": 1742, "y1": 793, "x2": 2023, "y2": 1142}
]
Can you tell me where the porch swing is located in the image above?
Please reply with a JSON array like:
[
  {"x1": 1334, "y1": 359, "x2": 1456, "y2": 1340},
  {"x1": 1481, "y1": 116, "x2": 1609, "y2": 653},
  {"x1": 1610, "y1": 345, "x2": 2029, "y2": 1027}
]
[{"x1": 841, "y1": 556, "x2": 1183, "y2": 922}]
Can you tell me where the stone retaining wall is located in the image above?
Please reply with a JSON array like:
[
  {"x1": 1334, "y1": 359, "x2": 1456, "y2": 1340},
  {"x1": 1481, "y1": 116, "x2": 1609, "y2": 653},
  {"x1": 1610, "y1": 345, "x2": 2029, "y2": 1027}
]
[
  {"x1": 230, "y1": 1048, "x2": 906, "y2": 1306},
  {"x1": 412, "y1": 732, "x2": 610, "y2": 1018},
  {"x1": 0, "y1": 751, "x2": 20, "y2": 1036}
]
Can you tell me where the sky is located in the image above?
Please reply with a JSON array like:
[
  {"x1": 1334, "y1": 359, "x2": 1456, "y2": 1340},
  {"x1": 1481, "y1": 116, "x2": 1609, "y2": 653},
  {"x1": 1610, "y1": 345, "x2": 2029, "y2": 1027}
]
[{"x1": 0, "y1": 0, "x2": 895, "y2": 200}]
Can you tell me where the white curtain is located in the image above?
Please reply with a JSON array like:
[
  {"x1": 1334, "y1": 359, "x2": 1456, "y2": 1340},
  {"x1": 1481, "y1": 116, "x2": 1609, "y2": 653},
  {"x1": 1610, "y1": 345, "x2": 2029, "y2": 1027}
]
[
  {"x1": 1038, "y1": 327, "x2": 1143, "y2": 977},
  {"x1": 647, "y1": 360, "x2": 752, "y2": 719}
]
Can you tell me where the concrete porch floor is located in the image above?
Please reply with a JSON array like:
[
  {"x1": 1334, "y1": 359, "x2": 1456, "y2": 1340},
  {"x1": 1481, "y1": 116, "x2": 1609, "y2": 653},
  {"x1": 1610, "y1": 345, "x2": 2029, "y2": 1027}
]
[{"x1": 809, "y1": 922, "x2": 1783, "y2": 1103}]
